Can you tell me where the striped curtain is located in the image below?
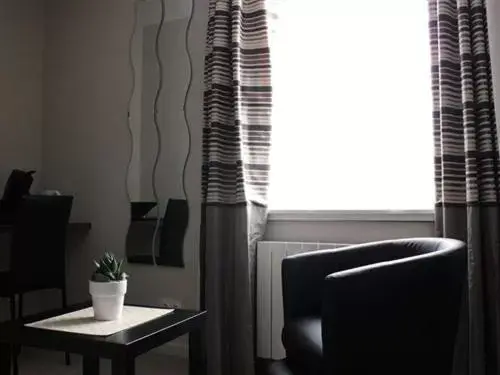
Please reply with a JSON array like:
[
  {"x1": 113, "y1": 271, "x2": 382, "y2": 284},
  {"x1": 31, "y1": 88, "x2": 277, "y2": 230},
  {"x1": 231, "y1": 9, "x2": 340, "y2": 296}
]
[
  {"x1": 429, "y1": 0, "x2": 500, "y2": 374},
  {"x1": 201, "y1": 0, "x2": 272, "y2": 374}
]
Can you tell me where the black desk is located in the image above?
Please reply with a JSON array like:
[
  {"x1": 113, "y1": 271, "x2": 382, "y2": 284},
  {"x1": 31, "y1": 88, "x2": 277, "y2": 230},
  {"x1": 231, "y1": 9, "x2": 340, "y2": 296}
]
[
  {"x1": 0, "y1": 222, "x2": 92, "y2": 234},
  {"x1": 0, "y1": 303, "x2": 206, "y2": 375}
]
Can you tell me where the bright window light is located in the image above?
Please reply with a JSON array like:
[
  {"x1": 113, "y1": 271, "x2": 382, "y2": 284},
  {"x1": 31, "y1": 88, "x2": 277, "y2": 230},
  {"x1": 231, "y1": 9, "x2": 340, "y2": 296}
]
[{"x1": 267, "y1": 0, "x2": 434, "y2": 211}]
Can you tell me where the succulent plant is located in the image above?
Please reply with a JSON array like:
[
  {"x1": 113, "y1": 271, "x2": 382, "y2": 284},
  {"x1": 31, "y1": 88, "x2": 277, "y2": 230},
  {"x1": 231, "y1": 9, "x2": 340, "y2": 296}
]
[{"x1": 91, "y1": 252, "x2": 128, "y2": 282}]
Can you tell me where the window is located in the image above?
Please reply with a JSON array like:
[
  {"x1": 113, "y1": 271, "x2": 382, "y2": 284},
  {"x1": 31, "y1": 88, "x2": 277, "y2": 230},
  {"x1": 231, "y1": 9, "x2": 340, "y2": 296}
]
[{"x1": 268, "y1": 0, "x2": 434, "y2": 211}]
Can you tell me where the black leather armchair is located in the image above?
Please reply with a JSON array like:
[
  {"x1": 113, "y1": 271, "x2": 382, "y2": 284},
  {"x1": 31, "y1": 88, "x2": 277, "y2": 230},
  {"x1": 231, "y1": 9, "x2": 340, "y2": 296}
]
[{"x1": 280, "y1": 238, "x2": 466, "y2": 375}]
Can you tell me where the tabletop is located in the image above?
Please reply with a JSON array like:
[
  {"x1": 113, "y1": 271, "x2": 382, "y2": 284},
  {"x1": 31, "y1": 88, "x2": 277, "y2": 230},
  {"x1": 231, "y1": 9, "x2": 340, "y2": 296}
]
[{"x1": 0, "y1": 302, "x2": 206, "y2": 359}]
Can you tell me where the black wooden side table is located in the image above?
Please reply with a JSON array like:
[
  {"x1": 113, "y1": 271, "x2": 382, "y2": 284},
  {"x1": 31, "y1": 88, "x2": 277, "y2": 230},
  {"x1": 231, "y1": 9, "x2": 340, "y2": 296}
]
[{"x1": 0, "y1": 303, "x2": 206, "y2": 375}]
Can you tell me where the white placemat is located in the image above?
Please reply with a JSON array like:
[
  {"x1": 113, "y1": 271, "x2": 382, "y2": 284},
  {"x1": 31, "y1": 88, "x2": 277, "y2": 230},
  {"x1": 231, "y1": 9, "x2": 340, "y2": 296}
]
[{"x1": 26, "y1": 306, "x2": 174, "y2": 336}]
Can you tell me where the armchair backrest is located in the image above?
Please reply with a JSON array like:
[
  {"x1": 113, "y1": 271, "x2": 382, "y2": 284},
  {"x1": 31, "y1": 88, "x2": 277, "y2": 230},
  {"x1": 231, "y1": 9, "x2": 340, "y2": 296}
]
[
  {"x1": 321, "y1": 238, "x2": 466, "y2": 374},
  {"x1": 282, "y1": 239, "x2": 433, "y2": 320}
]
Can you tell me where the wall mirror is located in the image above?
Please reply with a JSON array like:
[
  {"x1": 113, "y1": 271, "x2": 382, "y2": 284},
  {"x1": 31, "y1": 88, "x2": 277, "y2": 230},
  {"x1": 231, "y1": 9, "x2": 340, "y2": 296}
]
[{"x1": 126, "y1": 0, "x2": 193, "y2": 267}]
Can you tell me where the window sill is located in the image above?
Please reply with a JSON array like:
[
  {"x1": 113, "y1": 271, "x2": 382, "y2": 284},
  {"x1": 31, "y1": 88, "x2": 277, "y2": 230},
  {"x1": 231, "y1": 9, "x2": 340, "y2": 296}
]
[{"x1": 267, "y1": 210, "x2": 434, "y2": 223}]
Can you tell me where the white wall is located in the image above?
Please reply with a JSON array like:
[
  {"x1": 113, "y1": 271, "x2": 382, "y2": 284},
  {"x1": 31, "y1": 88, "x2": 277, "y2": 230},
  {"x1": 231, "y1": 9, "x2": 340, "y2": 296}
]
[
  {"x1": 264, "y1": 219, "x2": 434, "y2": 243},
  {"x1": 0, "y1": 0, "x2": 44, "y2": 190}
]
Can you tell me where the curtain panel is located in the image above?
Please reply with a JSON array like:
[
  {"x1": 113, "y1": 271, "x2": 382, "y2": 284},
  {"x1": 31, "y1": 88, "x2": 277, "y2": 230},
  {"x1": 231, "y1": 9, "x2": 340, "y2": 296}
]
[
  {"x1": 429, "y1": 0, "x2": 500, "y2": 374},
  {"x1": 201, "y1": 0, "x2": 272, "y2": 374}
]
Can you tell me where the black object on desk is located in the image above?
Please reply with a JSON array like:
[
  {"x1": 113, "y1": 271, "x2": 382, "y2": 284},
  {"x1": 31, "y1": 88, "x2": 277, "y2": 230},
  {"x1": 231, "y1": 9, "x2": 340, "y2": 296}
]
[
  {"x1": 0, "y1": 303, "x2": 207, "y2": 375},
  {"x1": 0, "y1": 169, "x2": 35, "y2": 225}
]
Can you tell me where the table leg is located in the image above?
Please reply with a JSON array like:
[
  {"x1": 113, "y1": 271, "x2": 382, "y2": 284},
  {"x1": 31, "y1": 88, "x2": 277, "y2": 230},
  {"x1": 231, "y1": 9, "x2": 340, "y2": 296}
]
[
  {"x1": 0, "y1": 343, "x2": 11, "y2": 375},
  {"x1": 112, "y1": 356, "x2": 135, "y2": 375},
  {"x1": 82, "y1": 355, "x2": 99, "y2": 375},
  {"x1": 189, "y1": 327, "x2": 206, "y2": 375}
]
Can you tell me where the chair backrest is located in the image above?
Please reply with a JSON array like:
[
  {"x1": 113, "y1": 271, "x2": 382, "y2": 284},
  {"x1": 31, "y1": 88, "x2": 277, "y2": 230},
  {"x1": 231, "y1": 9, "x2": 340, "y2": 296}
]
[{"x1": 10, "y1": 195, "x2": 73, "y2": 293}]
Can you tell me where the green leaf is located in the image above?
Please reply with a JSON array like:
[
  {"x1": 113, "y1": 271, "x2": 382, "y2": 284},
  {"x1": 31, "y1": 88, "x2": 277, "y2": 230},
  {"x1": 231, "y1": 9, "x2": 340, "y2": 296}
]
[{"x1": 93, "y1": 252, "x2": 129, "y2": 282}]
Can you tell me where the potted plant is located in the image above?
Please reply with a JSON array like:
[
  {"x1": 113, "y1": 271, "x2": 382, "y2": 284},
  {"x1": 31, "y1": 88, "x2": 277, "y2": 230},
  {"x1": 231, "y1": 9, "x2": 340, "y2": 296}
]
[{"x1": 89, "y1": 253, "x2": 128, "y2": 321}]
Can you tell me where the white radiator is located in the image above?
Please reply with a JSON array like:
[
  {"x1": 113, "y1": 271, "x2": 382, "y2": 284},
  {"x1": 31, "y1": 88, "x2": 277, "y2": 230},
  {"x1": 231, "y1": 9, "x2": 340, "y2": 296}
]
[{"x1": 256, "y1": 241, "x2": 349, "y2": 360}]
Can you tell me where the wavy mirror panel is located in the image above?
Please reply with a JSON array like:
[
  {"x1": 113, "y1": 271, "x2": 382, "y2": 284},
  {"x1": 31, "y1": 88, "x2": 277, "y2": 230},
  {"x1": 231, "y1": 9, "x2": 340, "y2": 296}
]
[{"x1": 126, "y1": 0, "x2": 193, "y2": 266}]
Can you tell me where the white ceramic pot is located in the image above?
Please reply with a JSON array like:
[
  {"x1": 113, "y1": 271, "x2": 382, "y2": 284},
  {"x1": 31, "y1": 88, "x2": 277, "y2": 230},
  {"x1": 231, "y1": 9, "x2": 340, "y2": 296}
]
[{"x1": 89, "y1": 280, "x2": 127, "y2": 321}]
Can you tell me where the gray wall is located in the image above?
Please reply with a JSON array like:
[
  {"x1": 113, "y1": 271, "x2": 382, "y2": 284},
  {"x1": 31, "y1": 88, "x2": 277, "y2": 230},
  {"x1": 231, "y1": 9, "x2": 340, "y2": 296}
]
[
  {"x1": 42, "y1": 0, "x2": 207, "y2": 319},
  {"x1": 0, "y1": 0, "x2": 45, "y2": 320},
  {"x1": 0, "y1": 0, "x2": 44, "y2": 190},
  {"x1": 43, "y1": 0, "x2": 133, "y2": 306}
]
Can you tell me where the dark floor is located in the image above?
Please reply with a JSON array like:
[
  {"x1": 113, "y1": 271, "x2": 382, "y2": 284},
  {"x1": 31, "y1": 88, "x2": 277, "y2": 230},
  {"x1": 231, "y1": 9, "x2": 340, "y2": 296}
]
[
  {"x1": 18, "y1": 348, "x2": 188, "y2": 374},
  {"x1": 19, "y1": 350, "x2": 287, "y2": 375},
  {"x1": 256, "y1": 358, "x2": 292, "y2": 375}
]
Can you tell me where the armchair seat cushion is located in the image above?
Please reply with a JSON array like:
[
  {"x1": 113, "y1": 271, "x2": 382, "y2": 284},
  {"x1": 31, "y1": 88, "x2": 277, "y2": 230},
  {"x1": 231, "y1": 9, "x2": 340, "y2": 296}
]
[{"x1": 282, "y1": 317, "x2": 322, "y2": 373}]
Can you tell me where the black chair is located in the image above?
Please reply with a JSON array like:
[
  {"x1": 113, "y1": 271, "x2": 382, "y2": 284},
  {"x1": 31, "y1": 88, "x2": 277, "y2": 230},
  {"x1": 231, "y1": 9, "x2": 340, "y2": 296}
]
[
  {"x1": 0, "y1": 195, "x2": 73, "y2": 373},
  {"x1": 280, "y1": 238, "x2": 466, "y2": 375}
]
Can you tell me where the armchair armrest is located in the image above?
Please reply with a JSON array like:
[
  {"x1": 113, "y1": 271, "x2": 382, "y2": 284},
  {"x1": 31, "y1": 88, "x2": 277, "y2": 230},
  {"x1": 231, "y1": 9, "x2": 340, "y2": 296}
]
[
  {"x1": 321, "y1": 248, "x2": 465, "y2": 374},
  {"x1": 282, "y1": 239, "x2": 427, "y2": 320}
]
